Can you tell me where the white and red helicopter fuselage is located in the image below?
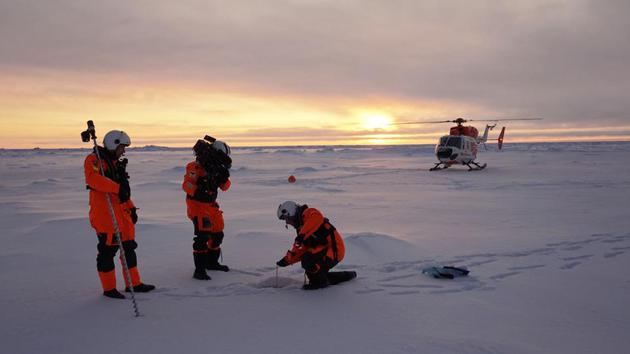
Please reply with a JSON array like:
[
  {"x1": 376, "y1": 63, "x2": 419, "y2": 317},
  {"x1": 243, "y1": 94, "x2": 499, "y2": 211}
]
[{"x1": 431, "y1": 121, "x2": 505, "y2": 171}]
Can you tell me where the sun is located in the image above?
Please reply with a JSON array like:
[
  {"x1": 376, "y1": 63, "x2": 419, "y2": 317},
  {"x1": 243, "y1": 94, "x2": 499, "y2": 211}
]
[{"x1": 362, "y1": 114, "x2": 392, "y2": 130}]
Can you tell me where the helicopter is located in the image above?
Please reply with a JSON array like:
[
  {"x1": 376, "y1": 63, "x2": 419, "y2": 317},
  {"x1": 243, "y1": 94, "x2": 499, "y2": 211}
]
[{"x1": 399, "y1": 117, "x2": 542, "y2": 171}]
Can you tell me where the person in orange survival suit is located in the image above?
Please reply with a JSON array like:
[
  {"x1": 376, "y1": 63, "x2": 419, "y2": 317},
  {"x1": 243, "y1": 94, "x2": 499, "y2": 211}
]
[
  {"x1": 84, "y1": 130, "x2": 155, "y2": 299},
  {"x1": 182, "y1": 137, "x2": 232, "y2": 280},
  {"x1": 276, "y1": 201, "x2": 357, "y2": 290}
]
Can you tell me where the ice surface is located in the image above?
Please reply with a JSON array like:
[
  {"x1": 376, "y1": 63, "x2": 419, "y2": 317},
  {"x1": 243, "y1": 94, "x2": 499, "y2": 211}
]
[{"x1": 1, "y1": 142, "x2": 629, "y2": 354}]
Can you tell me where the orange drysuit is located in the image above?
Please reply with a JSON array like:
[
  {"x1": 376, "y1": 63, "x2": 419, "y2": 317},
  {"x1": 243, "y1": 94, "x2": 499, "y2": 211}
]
[
  {"x1": 280, "y1": 206, "x2": 345, "y2": 268},
  {"x1": 183, "y1": 160, "x2": 232, "y2": 276},
  {"x1": 84, "y1": 148, "x2": 143, "y2": 291},
  {"x1": 182, "y1": 161, "x2": 231, "y2": 234},
  {"x1": 84, "y1": 152, "x2": 136, "y2": 244}
]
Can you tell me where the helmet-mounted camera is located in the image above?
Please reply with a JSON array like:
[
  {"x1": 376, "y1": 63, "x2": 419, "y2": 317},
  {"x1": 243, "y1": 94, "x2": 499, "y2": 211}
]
[
  {"x1": 81, "y1": 120, "x2": 96, "y2": 142},
  {"x1": 193, "y1": 135, "x2": 232, "y2": 169}
]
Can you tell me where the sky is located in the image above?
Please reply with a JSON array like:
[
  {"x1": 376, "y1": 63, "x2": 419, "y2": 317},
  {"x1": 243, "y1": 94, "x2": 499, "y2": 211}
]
[{"x1": 1, "y1": 0, "x2": 629, "y2": 148}]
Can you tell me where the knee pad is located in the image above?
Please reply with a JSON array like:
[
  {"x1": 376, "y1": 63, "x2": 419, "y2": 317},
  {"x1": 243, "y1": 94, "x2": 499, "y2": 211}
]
[
  {"x1": 301, "y1": 253, "x2": 321, "y2": 274},
  {"x1": 96, "y1": 243, "x2": 118, "y2": 272},
  {"x1": 122, "y1": 240, "x2": 138, "y2": 252},
  {"x1": 208, "y1": 232, "x2": 224, "y2": 248},
  {"x1": 193, "y1": 235, "x2": 209, "y2": 251},
  {"x1": 122, "y1": 240, "x2": 138, "y2": 268},
  {"x1": 307, "y1": 263, "x2": 322, "y2": 274}
]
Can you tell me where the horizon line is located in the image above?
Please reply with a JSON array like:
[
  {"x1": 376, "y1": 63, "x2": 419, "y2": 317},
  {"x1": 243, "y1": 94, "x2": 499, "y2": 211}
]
[{"x1": 3, "y1": 139, "x2": 630, "y2": 151}]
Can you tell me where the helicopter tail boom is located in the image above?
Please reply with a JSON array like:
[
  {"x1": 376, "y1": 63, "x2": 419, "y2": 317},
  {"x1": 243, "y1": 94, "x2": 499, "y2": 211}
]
[{"x1": 477, "y1": 124, "x2": 496, "y2": 144}]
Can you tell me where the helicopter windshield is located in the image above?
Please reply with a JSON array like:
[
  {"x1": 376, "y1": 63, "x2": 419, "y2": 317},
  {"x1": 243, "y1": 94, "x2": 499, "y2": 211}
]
[{"x1": 439, "y1": 136, "x2": 462, "y2": 148}]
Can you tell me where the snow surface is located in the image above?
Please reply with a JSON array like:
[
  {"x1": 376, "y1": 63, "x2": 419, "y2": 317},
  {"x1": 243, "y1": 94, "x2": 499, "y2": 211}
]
[{"x1": 1, "y1": 143, "x2": 629, "y2": 354}]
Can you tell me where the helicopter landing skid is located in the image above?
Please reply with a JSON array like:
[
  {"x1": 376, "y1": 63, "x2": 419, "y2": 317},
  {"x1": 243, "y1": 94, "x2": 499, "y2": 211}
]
[
  {"x1": 429, "y1": 163, "x2": 450, "y2": 171},
  {"x1": 465, "y1": 162, "x2": 487, "y2": 171}
]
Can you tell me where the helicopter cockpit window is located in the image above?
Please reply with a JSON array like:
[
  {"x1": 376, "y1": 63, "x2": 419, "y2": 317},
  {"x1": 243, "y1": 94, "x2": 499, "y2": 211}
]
[{"x1": 440, "y1": 137, "x2": 462, "y2": 148}]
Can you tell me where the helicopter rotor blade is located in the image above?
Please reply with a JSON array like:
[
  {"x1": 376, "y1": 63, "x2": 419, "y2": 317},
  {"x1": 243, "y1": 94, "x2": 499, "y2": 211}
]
[
  {"x1": 394, "y1": 117, "x2": 542, "y2": 125},
  {"x1": 471, "y1": 118, "x2": 543, "y2": 122},
  {"x1": 395, "y1": 120, "x2": 457, "y2": 125}
]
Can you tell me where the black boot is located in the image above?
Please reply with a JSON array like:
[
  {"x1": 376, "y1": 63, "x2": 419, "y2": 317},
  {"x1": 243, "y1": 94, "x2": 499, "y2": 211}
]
[
  {"x1": 326, "y1": 271, "x2": 357, "y2": 285},
  {"x1": 193, "y1": 253, "x2": 211, "y2": 280},
  {"x1": 103, "y1": 289, "x2": 126, "y2": 299},
  {"x1": 303, "y1": 272, "x2": 329, "y2": 290},
  {"x1": 193, "y1": 269, "x2": 211, "y2": 280},
  {"x1": 206, "y1": 249, "x2": 229, "y2": 272},
  {"x1": 125, "y1": 283, "x2": 156, "y2": 293}
]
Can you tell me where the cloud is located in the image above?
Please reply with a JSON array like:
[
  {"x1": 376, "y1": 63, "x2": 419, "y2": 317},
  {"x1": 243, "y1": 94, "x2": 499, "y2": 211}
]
[{"x1": 1, "y1": 0, "x2": 629, "y2": 130}]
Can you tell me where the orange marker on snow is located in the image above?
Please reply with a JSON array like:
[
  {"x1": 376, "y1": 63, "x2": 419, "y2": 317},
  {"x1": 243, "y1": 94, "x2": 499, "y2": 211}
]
[{"x1": 288, "y1": 175, "x2": 296, "y2": 183}]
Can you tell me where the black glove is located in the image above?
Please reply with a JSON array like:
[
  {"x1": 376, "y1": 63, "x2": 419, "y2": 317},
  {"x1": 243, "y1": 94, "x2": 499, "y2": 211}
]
[
  {"x1": 118, "y1": 181, "x2": 131, "y2": 203},
  {"x1": 130, "y1": 207, "x2": 138, "y2": 224},
  {"x1": 196, "y1": 179, "x2": 208, "y2": 195},
  {"x1": 193, "y1": 177, "x2": 214, "y2": 202},
  {"x1": 216, "y1": 168, "x2": 230, "y2": 185},
  {"x1": 276, "y1": 258, "x2": 289, "y2": 267}
]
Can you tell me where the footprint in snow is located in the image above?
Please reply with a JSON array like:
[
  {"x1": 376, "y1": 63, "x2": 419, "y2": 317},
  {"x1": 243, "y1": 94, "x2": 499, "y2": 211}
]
[
  {"x1": 560, "y1": 262, "x2": 581, "y2": 270},
  {"x1": 562, "y1": 254, "x2": 593, "y2": 261},
  {"x1": 601, "y1": 239, "x2": 625, "y2": 244},
  {"x1": 378, "y1": 273, "x2": 419, "y2": 282},
  {"x1": 489, "y1": 271, "x2": 521, "y2": 280},
  {"x1": 429, "y1": 284, "x2": 483, "y2": 295},
  {"x1": 563, "y1": 246, "x2": 583, "y2": 251},
  {"x1": 380, "y1": 284, "x2": 443, "y2": 289},
  {"x1": 389, "y1": 290, "x2": 421, "y2": 296},
  {"x1": 465, "y1": 259, "x2": 498, "y2": 267},
  {"x1": 354, "y1": 288, "x2": 385, "y2": 295},
  {"x1": 508, "y1": 264, "x2": 546, "y2": 271},
  {"x1": 604, "y1": 251, "x2": 625, "y2": 258}
]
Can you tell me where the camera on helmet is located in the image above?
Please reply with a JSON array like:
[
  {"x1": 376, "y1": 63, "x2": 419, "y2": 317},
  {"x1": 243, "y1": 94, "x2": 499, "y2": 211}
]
[
  {"x1": 193, "y1": 135, "x2": 232, "y2": 188},
  {"x1": 193, "y1": 135, "x2": 232, "y2": 170},
  {"x1": 81, "y1": 120, "x2": 96, "y2": 142}
]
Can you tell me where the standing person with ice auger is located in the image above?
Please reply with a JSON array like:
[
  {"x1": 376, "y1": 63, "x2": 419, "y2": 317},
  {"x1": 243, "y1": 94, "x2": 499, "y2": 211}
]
[
  {"x1": 84, "y1": 128, "x2": 155, "y2": 299},
  {"x1": 182, "y1": 136, "x2": 232, "y2": 280},
  {"x1": 276, "y1": 201, "x2": 357, "y2": 290}
]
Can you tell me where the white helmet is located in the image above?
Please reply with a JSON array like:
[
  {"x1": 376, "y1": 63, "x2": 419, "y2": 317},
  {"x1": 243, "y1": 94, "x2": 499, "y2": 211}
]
[
  {"x1": 277, "y1": 201, "x2": 300, "y2": 221},
  {"x1": 212, "y1": 140, "x2": 231, "y2": 156},
  {"x1": 103, "y1": 130, "x2": 131, "y2": 151}
]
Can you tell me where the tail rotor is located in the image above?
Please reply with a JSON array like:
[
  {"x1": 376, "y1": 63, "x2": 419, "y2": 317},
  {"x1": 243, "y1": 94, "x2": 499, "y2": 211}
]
[{"x1": 497, "y1": 127, "x2": 505, "y2": 150}]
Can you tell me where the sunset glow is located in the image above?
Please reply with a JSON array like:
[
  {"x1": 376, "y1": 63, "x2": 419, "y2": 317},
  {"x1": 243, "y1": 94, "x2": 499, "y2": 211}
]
[
  {"x1": 360, "y1": 113, "x2": 393, "y2": 131},
  {"x1": 1, "y1": 1, "x2": 629, "y2": 148}
]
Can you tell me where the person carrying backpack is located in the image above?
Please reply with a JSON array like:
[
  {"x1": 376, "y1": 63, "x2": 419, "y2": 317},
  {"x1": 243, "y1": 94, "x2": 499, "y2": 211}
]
[{"x1": 182, "y1": 136, "x2": 232, "y2": 280}]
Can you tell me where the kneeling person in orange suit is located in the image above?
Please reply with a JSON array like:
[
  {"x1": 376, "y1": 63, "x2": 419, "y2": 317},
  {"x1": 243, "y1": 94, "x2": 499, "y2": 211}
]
[
  {"x1": 276, "y1": 201, "x2": 357, "y2": 290},
  {"x1": 84, "y1": 130, "x2": 155, "y2": 299}
]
